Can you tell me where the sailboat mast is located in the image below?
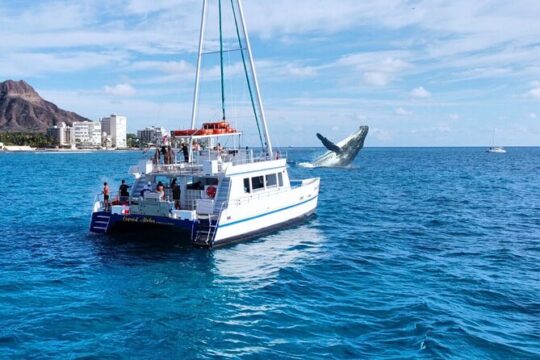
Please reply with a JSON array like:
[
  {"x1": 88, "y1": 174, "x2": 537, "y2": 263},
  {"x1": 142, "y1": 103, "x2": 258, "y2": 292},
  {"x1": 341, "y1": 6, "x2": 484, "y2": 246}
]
[
  {"x1": 190, "y1": 0, "x2": 208, "y2": 130},
  {"x1": 219, "y1": 0, "x2": 226, "y2": 121},
  {"x1": 236, "y1": 0, "x2": 273, "y2": 157}
]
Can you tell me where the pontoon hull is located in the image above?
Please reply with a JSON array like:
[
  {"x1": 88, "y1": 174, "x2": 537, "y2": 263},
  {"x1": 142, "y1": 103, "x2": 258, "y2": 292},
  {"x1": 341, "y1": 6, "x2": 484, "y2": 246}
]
[{"x1": 89, "y1": 178, "x2": 319, "y2": 247}]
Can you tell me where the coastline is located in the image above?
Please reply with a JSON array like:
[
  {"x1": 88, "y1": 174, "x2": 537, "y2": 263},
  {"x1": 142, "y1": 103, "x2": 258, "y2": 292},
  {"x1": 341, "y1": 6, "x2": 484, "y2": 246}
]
[{"x1": 0, "y1": 147, "x2": 141, "y2": 153}]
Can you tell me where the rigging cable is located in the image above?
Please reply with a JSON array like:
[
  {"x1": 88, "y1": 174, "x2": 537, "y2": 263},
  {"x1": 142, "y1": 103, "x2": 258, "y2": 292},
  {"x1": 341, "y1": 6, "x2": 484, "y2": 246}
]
[{"x1": 230, "y1": 0, "x2": 265, "y2": 149}]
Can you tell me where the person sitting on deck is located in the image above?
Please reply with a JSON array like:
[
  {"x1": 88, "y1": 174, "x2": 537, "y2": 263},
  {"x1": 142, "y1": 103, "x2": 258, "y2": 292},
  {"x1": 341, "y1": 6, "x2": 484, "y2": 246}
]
[
  {"x1": 141, "y1": 181, "x2": 152, "y2": 197},
  {"x1": 119, "y1": 179, "x2": 130, "y2": 202},
  {"x1": 156, "y1": 181, "x2": 165, "y2": 200}
]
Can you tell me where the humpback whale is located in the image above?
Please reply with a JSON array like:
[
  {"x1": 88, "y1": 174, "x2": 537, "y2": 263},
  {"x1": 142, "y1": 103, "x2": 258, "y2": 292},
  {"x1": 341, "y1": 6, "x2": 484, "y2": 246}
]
[{"x1": 311, "y1": 126, "x2": 369, "y2": 167}]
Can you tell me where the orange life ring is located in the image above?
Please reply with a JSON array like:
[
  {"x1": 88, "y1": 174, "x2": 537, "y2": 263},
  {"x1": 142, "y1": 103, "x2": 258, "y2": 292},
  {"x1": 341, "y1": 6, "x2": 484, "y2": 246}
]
[{"x1": 206, "y1": 186, "x2": 217, "y2": 198}]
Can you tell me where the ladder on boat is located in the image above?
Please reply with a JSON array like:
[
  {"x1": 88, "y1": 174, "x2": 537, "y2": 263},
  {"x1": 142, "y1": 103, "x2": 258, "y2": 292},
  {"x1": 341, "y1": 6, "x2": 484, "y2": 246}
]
[
  {"x1": 193, "y1": 215, "x2": 218, "y2": 247},
  {"x1": 192, "y1": 177, "x2": 231, "y2": 247},
  {"x1": 90, "y1": 212, "x2": 111, "y2": 233}
]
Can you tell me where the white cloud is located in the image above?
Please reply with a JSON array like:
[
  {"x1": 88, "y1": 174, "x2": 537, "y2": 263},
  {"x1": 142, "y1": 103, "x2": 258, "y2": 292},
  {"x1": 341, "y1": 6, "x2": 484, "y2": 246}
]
[
  {"x1": 395, "y1": 107, "x2": 412, "y2": 116},
  {"x1": 363, "y1": 72, "x2": 390, "y2": 86},
  {"x1": 285, "y1": 65, "x2": 317, "y2": 77},
  {"x1": 104, "y1": 83, "x2": 136, "y2": 97},
  {"x1": 335, "y1": 53, "x2": 410, "y2": 86},
  {"x1": 449, "y1": 113, "x2": 460, "y2": 120},
  {"x1": 411, "y1": 86, "x2": 431, "y2": 98},
  {"x1": 130, "y1": 60, "x2": 194, "y2": 74},
  {"x1": 0, "y1": 51, "x2": 127, "y2": 77},
  {"x1": 529, "y1": 112, "x2": 537, "y2": 119},
  {"x1": 527, "y1": 86, "x2": 540, "y2": 100},
  {"x1": 371, "y1": 127, "x2": 392, "y2": 141}
]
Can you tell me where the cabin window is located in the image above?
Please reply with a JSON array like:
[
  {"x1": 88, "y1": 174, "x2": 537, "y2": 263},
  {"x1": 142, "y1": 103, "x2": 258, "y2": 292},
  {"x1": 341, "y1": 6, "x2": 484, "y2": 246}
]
[
  {"x1": 278, "y1": 172, "x2": 284, "y2": 187},
  {"x1": 266, "y1": 174, "x2": 277, "y2": 188},
  {"x1": 243, "y1": 178, "x2": 251, "y2": 193},
  {"x1": 251, "y1": 175, "x2": 265, "y2": 191}
]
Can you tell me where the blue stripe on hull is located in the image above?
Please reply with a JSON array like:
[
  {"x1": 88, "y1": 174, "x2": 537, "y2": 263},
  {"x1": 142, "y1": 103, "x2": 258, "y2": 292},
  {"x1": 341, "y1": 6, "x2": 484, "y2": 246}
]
[
  {"x1": 213, "y1": 210, "x2": 317, "y2": 247},
  {"x1": 219, "y1": 195, "x2": 318, "y2": 228}
]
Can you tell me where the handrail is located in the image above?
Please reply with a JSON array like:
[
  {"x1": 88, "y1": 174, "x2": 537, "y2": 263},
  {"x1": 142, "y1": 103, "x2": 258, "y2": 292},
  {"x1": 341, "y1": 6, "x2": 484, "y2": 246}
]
[{"x1": 148, "y1": 148, "x2": 278, "y2": 171}]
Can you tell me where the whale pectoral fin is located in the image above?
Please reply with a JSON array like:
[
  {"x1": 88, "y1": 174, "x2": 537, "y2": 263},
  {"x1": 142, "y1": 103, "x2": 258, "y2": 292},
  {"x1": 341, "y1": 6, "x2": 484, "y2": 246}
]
[{"x1": 316, "y1": 133, "x2": 342, "y2": 154}]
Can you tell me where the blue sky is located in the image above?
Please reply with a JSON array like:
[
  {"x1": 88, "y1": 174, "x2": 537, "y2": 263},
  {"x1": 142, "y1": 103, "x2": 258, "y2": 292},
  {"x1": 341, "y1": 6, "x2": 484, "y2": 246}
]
[{"x1": 1, "y1": 0, "x2": 539, "y2": 146}]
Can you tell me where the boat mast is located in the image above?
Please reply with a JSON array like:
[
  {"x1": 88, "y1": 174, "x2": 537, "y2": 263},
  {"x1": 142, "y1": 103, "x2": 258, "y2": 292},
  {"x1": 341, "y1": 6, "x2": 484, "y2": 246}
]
[
  {"x1": 230, "y1": 0, "x2": 264, "y2": 149},
  {"x1": 236, "y1": 0, "x2": 273, "y2": 157},
  {"x1": 190, "y1": 0, "x2": 208, "y2": 130},
  {"x1": 219, "y1": 0, "x2": 226, "y2": 121}
]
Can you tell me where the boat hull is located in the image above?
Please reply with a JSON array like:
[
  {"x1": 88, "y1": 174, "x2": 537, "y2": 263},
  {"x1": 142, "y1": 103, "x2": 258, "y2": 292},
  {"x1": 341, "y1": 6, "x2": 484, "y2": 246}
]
[
  {"x1": 213, "y1": 178, "x2": 320, "y2": 246},
  {"x1": 211, "y1": 205, "x2": 317, "y2": 248},
  {"x1": 90, "y1": 212, "x2": 195, "y2": 236},
  {"x1": 89, "y1": 178, "x2": 320, "y2": 247}
]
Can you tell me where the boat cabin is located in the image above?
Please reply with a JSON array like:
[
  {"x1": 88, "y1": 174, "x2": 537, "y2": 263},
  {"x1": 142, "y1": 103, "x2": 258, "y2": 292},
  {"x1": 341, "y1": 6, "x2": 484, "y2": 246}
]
[{"x1": 113, "y1": 123, "x2": 289, "y2": 222}]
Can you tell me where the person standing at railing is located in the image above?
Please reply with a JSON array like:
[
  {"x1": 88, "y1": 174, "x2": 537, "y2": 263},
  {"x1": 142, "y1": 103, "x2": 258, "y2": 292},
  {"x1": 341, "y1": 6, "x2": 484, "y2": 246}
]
[
  {"x1": 102, "y1": 182, "x2": 110, "y2": 211},
  {"x1": 167, "y1": 146, "x2": 174, "y2": 164},
  {"x1": 181, "y1": 142, "x2": 189, "y2": 163},
  {"x1": 119, "y1": 179, "x2": 130, "y2": 203},
  {"x1": 171, "y1": 178, "x2": 181, "y2": 209},
  {"x1": 153, "y1": 148, "x2": 160, "y2": 165}
]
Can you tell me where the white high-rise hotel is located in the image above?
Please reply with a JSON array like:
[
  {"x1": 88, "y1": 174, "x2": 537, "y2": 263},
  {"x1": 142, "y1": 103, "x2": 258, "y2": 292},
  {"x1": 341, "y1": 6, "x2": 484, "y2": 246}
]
[
  {"x1": 73, "y1": 122, "x2": 102, "y2": 146},
  {"x1": 101, "y1": 114, "x2": 127, "y2": 148}
]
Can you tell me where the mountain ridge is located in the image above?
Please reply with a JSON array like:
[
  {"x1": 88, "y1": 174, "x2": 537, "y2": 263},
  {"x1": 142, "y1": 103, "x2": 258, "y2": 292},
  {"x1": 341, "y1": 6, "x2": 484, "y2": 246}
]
[{"x1": 0, "y1": 80, "x2": 90, "y2": 132}]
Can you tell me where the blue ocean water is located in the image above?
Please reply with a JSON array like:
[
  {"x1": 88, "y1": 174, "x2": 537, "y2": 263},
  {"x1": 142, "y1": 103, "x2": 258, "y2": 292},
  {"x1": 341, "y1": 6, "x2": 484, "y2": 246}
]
[{"x1": 0, "y1": 147, "x2": 539, "y2": 359}]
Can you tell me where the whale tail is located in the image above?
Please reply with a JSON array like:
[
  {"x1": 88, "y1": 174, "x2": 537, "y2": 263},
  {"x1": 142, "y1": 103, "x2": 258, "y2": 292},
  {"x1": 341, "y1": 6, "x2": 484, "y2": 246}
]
[{"x1": 316, "y1": 133, "x2": 342, "y2": 154}]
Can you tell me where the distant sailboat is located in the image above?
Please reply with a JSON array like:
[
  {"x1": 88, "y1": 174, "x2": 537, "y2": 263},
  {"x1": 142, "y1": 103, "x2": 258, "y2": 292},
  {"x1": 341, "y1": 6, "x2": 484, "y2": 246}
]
[{"x1": 487, "y1": 128, "x2": 506, "y2": 153}]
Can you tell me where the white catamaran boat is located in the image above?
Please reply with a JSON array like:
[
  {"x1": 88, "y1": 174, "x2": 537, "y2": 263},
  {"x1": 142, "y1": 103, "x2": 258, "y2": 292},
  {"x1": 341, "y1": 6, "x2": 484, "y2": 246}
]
[
  {"x1": 487, "y1": 129, "x2": 506, "y2": 153},
  {"x1": 89, "y1": 0, "x2": 320, "y2": 247}
]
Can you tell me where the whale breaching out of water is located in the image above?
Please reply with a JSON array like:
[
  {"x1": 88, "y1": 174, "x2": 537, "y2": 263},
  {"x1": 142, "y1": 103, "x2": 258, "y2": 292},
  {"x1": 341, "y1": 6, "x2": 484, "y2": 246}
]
[{"x1": 310, "y1": 126, "x2": 369, "y2": 167}]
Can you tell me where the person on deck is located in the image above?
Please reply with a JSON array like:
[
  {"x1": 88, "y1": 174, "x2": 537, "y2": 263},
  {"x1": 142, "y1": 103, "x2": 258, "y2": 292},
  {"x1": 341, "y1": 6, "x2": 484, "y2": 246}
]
[
  {"x1": 102, "y1": 182, "x2": 110, "y2": 210},
  {"x1": 167, "y1": 146, "x2": 174, "y2": 164},
  {"x1": 181, "y1": 143, "x2": 189, "y2": 162},
  {"x1": 141, "y1": 181, "x2": 152, "y2": 197},
  {"x1": 171, "y1": 179, "x2": 181, "y2": 210},
  {"x1": 161, "y1": 145, "x2": 168, "y2": 164},
  {"x1": 153, "y1": 148, "x2": 160, "y2": 165},
  {"x1": 119, "y1": 179, "x2": 130, "y2": 202},
  {"x1": 156, "y1": 181, "x2": 165, "y2": 200}
]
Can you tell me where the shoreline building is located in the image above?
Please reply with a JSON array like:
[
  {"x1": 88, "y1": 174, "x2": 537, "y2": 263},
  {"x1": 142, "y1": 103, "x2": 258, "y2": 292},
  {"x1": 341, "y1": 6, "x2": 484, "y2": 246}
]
[
  {"x1": 46, "y1": 122, "x2": 74, "y2": 147},
  {"x1": 101, "y1": 114, "x2": 127, "y2": 148},
  {"x1": 137, "y1": 126, "x2": 168, "y2": 146},
  {"x1": 73, "y1": 121, "x2": 102, "y2": 147}
]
